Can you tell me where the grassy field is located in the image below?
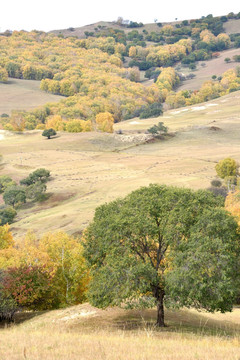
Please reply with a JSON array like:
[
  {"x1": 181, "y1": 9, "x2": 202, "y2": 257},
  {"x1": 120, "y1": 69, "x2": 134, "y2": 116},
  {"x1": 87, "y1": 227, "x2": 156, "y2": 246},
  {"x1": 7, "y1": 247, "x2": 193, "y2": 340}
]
[
  {"x1": 0, "y1": 304, "x2": 239, "y2": 359},
  {"x1": 0, "y1": 78, "x2": 63, "y2": 115},
  {"x1": 0, "y1": 90, "x2": 240, "y2": 238}
]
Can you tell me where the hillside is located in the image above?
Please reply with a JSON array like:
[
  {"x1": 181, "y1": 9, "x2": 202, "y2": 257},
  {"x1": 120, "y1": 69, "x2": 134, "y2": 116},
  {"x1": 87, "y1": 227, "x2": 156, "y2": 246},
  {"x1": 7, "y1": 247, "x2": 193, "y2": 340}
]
[
  {"x1": 51, "y1": 17, "x2": 240, "y2": 39},
  {"x1": 0, "y1": 90, "x2": 239, "y2": 237},
  {"x1": 0, "y1": 304, "x2": 239, "y2": 360},
  {"x1": 0, "y1": 78, "x2": 64, "y2": 115},
  {"x1": 176, "y1": 48, "x2": 240, "y2": 91}
]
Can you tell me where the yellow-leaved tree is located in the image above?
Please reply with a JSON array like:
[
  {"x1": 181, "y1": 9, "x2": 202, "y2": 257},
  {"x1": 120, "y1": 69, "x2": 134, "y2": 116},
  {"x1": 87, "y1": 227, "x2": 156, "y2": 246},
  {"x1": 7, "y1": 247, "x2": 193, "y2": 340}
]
[{"x1": 96, "y1": 112, "x2": 114, "y2": 133}]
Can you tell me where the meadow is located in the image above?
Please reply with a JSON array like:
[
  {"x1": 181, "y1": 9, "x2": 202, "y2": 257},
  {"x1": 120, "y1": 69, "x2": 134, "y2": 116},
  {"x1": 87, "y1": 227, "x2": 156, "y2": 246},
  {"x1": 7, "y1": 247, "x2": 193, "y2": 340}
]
[
  {"x1": 0, "y1": 78, "x2": 63, "y2": 115},
  {"x1": 0, "y1": 304, "x2": 239, "y2": 359},
  {"x1": 0, "y1": 90, "x2": 240, "y2": 238}
]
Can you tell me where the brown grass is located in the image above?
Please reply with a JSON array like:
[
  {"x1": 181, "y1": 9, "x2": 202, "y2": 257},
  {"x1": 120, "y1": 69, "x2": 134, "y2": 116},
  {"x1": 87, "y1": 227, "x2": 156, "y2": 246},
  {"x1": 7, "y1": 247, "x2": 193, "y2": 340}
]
[
  {"x1": 0, "y1": 78, "x2": 63, "y2": 115},
  {"x1": 0, "y1": 304, "x2": 239, "y2": 360}
]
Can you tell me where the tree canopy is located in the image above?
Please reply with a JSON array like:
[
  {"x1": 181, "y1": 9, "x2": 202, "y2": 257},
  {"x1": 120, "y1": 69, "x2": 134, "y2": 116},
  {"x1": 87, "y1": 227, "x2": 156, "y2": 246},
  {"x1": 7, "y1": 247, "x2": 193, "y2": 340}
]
[
  {"x1": 42, "y1": 128, "x2": 57, "y2": 139},
  {"x1": 215, "y1": 157, "x2": 239, "y2": 179},
  {"x1": 84, "y1": 184, "x2": 240, "y2": 326}
]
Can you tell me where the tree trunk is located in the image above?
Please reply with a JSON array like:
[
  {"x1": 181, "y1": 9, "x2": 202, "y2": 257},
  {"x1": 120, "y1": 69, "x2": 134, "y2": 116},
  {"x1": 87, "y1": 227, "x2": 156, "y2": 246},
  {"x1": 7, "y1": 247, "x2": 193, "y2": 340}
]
[{"x1": 154, "y1": 288, "x2": 165, "y2": 327}]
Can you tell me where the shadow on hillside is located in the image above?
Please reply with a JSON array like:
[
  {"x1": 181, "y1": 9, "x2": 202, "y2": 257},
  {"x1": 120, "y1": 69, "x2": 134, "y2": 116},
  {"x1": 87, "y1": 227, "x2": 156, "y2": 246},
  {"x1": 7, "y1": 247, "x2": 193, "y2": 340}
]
[
  {"x1": 0, "y1": 310, "x2": 47, "y2": 328},
  {"x1": 111, "y1": 308, "x2": 240, "y2": 337},
  {"x1": 74, "y1": 307, "x2": 240, "y2": 338}
]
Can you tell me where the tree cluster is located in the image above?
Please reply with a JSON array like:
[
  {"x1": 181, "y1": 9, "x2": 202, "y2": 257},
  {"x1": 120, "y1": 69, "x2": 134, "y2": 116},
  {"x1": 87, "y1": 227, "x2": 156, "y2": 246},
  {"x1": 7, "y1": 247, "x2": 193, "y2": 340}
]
[
  {"x1": 0, "y1": 169, "x2": 50, "y2": 226},
  {"x1": 0, "y1": 228, "x2": 89, "y2": 313}
]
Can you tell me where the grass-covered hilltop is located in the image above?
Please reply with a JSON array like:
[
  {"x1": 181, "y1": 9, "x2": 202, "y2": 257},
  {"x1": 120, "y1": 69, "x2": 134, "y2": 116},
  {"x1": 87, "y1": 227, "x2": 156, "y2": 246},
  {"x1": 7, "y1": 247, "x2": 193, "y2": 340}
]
[{"x1": 0, "y1": 11, "x2": 240, "y2": 360}]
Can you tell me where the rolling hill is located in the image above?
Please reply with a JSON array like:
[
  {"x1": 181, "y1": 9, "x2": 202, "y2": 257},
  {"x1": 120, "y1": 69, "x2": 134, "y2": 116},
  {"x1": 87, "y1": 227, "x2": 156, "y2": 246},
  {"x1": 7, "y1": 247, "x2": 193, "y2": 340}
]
[{"x1": 0, "y1": 90, "x2": 239, "y2": 238}]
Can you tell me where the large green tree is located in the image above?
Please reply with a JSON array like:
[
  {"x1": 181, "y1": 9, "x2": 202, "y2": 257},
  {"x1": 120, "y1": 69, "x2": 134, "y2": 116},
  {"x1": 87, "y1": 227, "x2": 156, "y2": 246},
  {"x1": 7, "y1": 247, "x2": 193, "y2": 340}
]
[{"x1": 84, "y1": 184, "x2": 240, "y2": 326}]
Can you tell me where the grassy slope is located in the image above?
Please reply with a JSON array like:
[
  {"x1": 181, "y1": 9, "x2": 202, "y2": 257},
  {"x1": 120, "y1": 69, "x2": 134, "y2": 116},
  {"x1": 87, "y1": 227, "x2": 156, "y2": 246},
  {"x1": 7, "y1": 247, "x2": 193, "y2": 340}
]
[
  {"x1": 0, "y1": 304, "x2": 239, "y2": 359},
  {"x1": 0, "y1": 90, "x2": 240, "y2": 238},
  {"x1": 0, "y1": 78, "x2": 64, "y2": 115},
  {"x1": 176, "y1": 48, "x2": 240, "y2": 91}
]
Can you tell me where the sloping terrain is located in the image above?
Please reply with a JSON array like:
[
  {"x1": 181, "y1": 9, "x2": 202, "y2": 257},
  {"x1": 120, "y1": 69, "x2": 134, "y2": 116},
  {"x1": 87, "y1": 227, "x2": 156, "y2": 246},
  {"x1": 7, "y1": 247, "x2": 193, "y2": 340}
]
[
  {"x1": 0, "y1": 79, "x2": 64, "y2": 115},
  {"x1": 1, "y1": 90, "x2": 240, "y2": 238},
  {"x1": 0, "y1": 304, "x2": 239, "y2": 360},
  {"x1": 224, "y1": 18, "x2": 240, "y2": 34},
  {"x1": 176, "y1": 48, "x2": 240, "y2": 91}
]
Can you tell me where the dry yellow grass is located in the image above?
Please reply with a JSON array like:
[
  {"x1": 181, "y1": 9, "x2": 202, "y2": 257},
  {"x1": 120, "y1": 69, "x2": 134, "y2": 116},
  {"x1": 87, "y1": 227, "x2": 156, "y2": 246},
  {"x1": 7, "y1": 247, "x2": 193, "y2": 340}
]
[
  {"x1": 0, "y1": 91, "x2": 240, "y2": 237},
  {"x1": 0, "y1": 304, "x2": 239, "y2": 360}
]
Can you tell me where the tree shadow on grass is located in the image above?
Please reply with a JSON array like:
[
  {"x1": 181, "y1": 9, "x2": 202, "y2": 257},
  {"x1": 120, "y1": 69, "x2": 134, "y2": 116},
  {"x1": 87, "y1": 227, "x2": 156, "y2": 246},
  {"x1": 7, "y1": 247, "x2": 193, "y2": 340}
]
[{"x1": 0, "y1": 310, "x2": 47, "y2": 328}]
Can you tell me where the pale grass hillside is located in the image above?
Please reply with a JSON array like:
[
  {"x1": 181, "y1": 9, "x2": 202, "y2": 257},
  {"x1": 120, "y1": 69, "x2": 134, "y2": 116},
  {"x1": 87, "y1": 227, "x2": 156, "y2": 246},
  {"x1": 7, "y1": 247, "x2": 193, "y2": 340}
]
[
  {"x1": 0, "y1": 91, "x2": 240, "y2": 237},
  {"x1": 0, "y1": 78, "x2": 63, "y2": 115},
  {"x1": 0, "y1": 304, "x2": 239, "y2": 360}
]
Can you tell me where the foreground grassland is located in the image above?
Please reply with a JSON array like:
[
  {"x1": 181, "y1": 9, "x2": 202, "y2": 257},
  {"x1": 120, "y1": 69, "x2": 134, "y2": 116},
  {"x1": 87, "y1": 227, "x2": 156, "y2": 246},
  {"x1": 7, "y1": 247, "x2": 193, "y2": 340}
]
[
  {"x1": 0, "y1": 90, "x2": 240, "y2": 237},
  {"x1": 0, "y1": 304, "x2": 239, "y2": 360}
]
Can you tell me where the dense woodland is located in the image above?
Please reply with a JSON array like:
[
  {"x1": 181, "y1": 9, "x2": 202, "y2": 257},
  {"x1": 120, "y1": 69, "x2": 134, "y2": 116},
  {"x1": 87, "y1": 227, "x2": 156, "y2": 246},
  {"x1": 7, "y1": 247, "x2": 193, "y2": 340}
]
[{"x1": 0, "y1": 13, "x2": 240, "y2": 132}]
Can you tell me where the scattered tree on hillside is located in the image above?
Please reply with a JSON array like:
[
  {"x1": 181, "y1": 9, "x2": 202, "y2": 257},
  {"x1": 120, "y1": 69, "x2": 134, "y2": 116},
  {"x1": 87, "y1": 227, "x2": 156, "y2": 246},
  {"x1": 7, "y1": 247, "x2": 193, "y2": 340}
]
[
  {"x1": 0, "y1": 176, "x2": 16, "y2": 194},
  {"x1": 42, "y1": 128, "x2": 57, "y2": 139},
  {"x1": 84, "y1": 184, "x2": 240, "y2": 327},
  {"x1": 224, "y1": 57, "x2": 231, "y2": 63},
  {"x1": 0, "y1": 207, "x2": 17, "y2": 225},
  {"x1": 147, "y1": 122, "x2": 168, "y2": 135},
  {"x1": 20, "y1": 168, "x2": 50, "y2": 186},
  {"x1": 3, "y1": 186, "x2": 26, "y2": 208},
  {"x1": 25, "y1": 182, "x2": 47, "y2": 201}
]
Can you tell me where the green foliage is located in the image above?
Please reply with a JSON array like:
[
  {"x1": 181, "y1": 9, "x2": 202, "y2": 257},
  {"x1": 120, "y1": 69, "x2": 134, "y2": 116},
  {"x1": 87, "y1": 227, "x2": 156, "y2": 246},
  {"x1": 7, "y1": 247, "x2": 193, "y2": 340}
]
[
  {"x1": 25, "y1": 182, "x2": 47, "y2": 201},
  {"x1": 84, "y1": 184, "x2": 238, "y2": 326},
  {"x1": 0, "y1": 206, "x2": 17, "y2": 225},
  {"x1": 20, "y1": 168, "x2": 50, "y2": 186},
  {"x1": 167, "y1": 208, "x2": 240, "y2": 312},
  {"x1": 215, "y1": 158, "x2": 239, "y2": 179},
  {"x1": 0, "y1": 176, "x2": 16, "y2": 194},
  {"x1": 3, "y1": 186, "x2": 26, "y2": 208},
  {"x1": 139, "y1": 103, "x2": 163, "y2": 119},
  {"x1": 233, "y1": 55, "x2": 240, "y2": 62},
  {"x1": 147, "y1": 122, "x2": 168, "y2": 135},
  {"x1": 42, "y1": 128, "x2": 57, "y2": 139},
  {"x1": 224, "y1": 57, "x2": 231, "y2": 63}
]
